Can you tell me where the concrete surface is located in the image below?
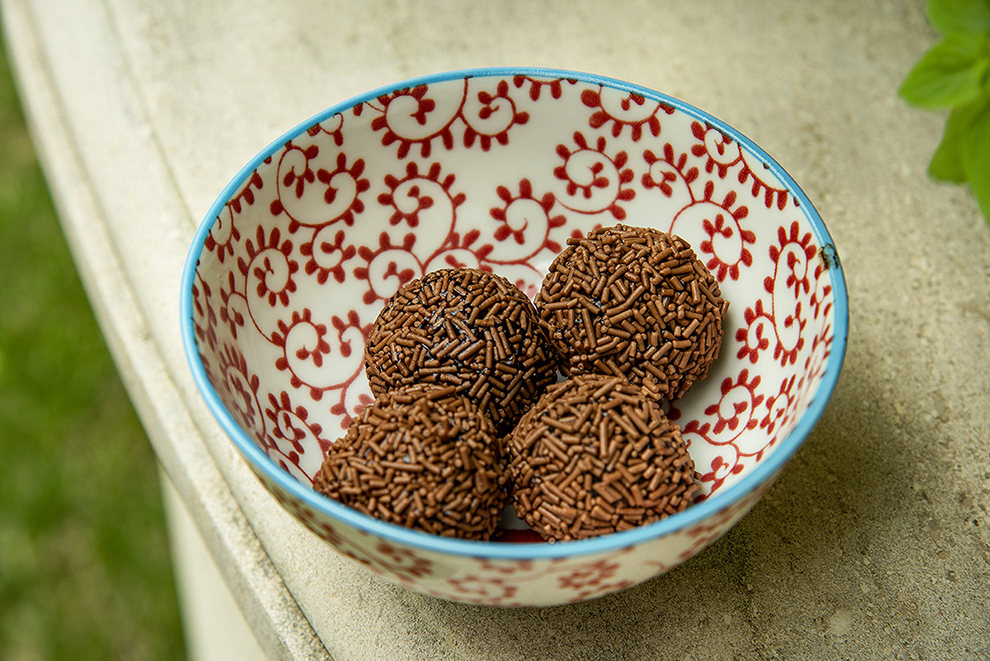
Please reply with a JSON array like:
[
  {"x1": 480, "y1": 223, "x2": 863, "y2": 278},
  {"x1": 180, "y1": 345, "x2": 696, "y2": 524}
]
[
  {"x1": 4, "y1": 0, "x2": 989, "y2": 659},
  {"x1": 161, "y1": 471, "x2": 267, "y2": 661}
]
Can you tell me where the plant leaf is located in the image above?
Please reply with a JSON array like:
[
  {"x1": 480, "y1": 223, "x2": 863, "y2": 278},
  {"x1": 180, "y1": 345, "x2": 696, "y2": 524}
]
[
  {"x1": 962, "y1": 96, "x2": 990, "y2": 222},
  {"x1": 928, "y1": 92, "x2": 990, "y2": 180},
  {"x1": 899, "y1": 33, "x2": 990, "y2": 109},
  {"x1": 929, "y1": 109, "x2": 970, "y2": 181},
  {"x1": 927, "y1": 0, "x2": 990, "y2": 35}
]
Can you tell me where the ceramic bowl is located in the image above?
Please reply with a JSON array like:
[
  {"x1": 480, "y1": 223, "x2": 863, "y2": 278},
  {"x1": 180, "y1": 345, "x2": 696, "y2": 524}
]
[{"x1": 181, "y1": 67, "x2": 848, "y2": 606}]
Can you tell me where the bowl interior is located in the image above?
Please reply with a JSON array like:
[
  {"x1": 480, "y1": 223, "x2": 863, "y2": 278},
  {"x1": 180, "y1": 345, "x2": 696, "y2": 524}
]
[{"x1": 185, "y1": 68, "x2": 845, "y2": 546}]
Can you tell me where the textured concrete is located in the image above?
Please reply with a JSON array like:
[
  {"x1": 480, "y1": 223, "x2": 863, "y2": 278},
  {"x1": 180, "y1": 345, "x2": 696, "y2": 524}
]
[
  {"x1": 161, "y1": 471, "x2": 267, "y2": 661},
  {"x1": 4, "y1": 0, "x2": 989, "y2": 658}
]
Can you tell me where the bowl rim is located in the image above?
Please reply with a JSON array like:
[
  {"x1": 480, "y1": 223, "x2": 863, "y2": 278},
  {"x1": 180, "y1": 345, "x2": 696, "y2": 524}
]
[{"x1": 180, "y1": 66, "x2": 849, "y2": 561}]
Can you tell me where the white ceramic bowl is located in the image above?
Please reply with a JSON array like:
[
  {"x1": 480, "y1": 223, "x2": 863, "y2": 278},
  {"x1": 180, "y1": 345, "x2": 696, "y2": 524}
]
[{"x1": 181, "y1": 67, "x2": 848, "y2": 606}]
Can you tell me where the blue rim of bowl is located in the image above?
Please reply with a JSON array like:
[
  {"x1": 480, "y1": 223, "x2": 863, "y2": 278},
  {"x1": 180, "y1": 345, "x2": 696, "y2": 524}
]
[{"x1": 180, "y1": 66, "x2": 849, "y2": 561}]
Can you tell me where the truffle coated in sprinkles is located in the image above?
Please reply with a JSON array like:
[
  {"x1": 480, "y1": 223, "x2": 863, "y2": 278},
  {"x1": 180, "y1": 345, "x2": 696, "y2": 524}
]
[
  {"x1": 324, "y1": 227, "x2": 725, "y2": 543},
  {"x1": 536, "y1": 224, "x2": 729, "y2": 400},
  {"x1": 314, "y1": 384, "x2": 507, "y2": 540},
  {"x1": 507, "y1": 373, "x2": 699, "y2": 542},
  {"x1": 365, "y1": 268, "x2": 559, "y2": 435}
]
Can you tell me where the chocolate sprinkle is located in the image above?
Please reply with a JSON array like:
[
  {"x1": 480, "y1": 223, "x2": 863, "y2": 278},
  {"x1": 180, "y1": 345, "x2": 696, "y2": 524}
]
[
  {"x1": 506, "y1": 374, "x2": 699, "y2": 542},
  {"x1": 365, "y1": 268, "x2": 559, "y2": 435},
  {"x1": 535, "y1": 225, "x2": 728, "y2": 400},
  {"x1": 314, "y1": 384, "x2": 507, "y2": 540}
]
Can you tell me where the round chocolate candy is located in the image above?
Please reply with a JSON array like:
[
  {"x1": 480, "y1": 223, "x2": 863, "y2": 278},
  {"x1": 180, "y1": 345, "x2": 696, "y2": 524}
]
[
  {"x1": 365, "y1": 267, "x2": 559, "y2": 435},
  {"x1": 314, "y1": 384, "x2": 506, "y2": 540},
  {"x1": 535, "y1": 224, "x2": 728, "y2": 400},
  {"x1": 506, "y1": 373, "x2": 698, "y2": 542}
]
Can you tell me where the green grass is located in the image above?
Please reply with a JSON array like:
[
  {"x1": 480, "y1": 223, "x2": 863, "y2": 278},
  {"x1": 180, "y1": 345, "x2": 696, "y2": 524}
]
[{"x1": 0, "y1": 28, "x2": 186, "y2": 661}]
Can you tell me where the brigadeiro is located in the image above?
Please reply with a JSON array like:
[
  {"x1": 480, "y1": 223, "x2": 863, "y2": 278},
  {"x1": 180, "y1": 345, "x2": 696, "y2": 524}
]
[
  {"x1": 506, "y1": 373, "x2": 699, "y2": 542},
  {"x1": 365, "y1": 267, "x2": 559, "y2": 435},
  {"x1": 314, "y1": 384, "x2": 507, "y2": 540},
  {"x1": 535, "y1": 224, "x2": 729, "y2": 401}
]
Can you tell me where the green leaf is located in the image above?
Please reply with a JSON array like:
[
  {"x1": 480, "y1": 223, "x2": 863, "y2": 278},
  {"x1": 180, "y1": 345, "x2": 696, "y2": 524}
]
[
  {"x1": 927, "y1": 0, "x2": 990, "y2": 35},
  {"x1": 928, "y1": 92, "x2": 990, "y2": 180},
  {"x1": 899, "y1": 33, "x2": 990, "y2": 109},
  {"x1": 929, "y1": 109, "x2": 971, "y2": 181},
  {"x1": 961, "y1": 96, "x2": 990, "y2": 222}
]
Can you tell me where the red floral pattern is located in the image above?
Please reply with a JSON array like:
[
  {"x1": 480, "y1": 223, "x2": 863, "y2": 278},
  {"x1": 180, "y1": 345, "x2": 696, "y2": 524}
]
[{"x1": 188, "y1": 73, "x2": 841, "y2": 606}]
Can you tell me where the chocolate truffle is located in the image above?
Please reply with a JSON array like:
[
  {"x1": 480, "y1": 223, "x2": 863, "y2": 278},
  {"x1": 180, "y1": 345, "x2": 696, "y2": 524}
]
[
  {"x1": 365, "y1": 267, "x2": 558, "y2": 435},
  {"x1": 535, "y1": 224, "x2": 728, "y2": 400},
  {"x1": 506, "y1": 373, "x2": 698, "y2": 542},
  {"x1": 314, "y1": 384, "x2": 506, "y2": 540}
]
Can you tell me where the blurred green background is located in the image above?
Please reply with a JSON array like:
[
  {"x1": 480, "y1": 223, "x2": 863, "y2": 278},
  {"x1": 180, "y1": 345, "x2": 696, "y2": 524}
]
[{"x1": 0, "y1": 26, "x2": 186, "y2": 661}]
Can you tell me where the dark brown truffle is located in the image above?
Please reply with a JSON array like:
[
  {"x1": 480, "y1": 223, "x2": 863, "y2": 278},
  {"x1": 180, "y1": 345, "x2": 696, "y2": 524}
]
[
  {"x1": 506, "y1": 373, "x2": 698, "y2": 542},
  {"x1": 365, "y1": 267, "x2": 559, "y2": 435},
  {"x1": 535, "y1": 225, "x2": 728, "y2": 401},
  {"x1": 314, "y1": 384, "x2": 506, "y2": 540}
]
